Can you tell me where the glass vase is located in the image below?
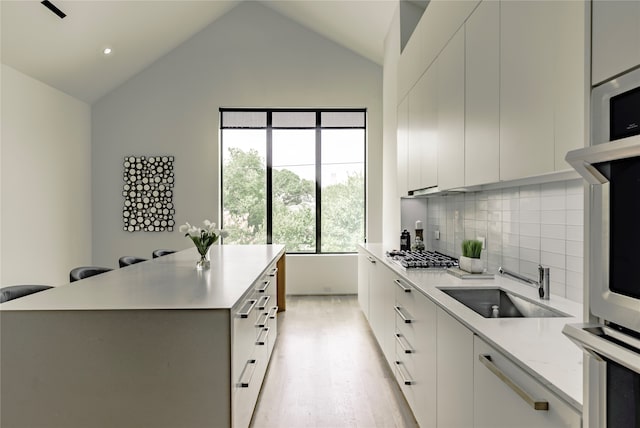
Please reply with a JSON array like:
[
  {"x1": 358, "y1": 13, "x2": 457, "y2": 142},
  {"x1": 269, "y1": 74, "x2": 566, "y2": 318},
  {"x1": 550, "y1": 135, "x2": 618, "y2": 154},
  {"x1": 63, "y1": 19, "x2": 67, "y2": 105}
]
[{"x1": 196, "y1": 252, "x2": 210, "y2": 271}]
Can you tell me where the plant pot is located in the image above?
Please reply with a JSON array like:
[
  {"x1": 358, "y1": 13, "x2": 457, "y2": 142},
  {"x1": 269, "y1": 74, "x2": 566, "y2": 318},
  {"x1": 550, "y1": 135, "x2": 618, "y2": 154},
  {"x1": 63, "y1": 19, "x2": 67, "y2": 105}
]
[{"x1": 459, "y1": 256, "x2": 484, "y2": 274}]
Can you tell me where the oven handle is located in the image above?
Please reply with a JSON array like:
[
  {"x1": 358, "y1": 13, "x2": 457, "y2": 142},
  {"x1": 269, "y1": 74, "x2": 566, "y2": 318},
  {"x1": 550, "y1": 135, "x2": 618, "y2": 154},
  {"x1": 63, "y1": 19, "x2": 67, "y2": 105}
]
[{"x1": 563, "y1": 323, "x2": 640, "y2": 374}]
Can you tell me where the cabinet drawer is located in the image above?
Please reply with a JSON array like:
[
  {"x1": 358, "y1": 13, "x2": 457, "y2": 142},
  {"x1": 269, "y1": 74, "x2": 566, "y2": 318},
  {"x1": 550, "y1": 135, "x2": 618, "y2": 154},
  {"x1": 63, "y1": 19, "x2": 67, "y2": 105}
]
[
  {"x1": 474, "y1": 336, "x2": 581, "y2": 428},
  {"x1": 394, "y1": 277, "x2": 416, "y2": 315}
]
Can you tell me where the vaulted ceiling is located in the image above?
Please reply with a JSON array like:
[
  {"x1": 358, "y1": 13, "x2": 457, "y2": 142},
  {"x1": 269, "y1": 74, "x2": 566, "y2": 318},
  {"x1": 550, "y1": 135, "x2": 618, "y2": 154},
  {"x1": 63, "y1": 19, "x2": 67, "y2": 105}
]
[{"x1": 1, "y1": 0, "x2": 398, "y2": 104}]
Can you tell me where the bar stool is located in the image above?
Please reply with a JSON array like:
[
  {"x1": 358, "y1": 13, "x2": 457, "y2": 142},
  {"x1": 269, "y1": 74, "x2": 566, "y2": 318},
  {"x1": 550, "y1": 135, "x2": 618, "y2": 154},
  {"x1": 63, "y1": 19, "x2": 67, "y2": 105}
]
[
  {"x1": 0, "y1": 285, "x2": 53, "y2": 303},
  {"x1": 152, "y1": 249, "x2": 176, "y2": 258},
  {"x1": 69, "y1": 267, "x2": 113, "y2": 283},
  {"x1": 118, "y1": 256, "x2": 148, "y2": 268}
]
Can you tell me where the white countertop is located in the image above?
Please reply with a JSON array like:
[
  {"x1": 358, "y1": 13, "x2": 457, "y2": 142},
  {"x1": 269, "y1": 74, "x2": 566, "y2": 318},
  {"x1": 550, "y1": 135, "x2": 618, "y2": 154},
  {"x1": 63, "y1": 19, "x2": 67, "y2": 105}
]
[
  {"x1": 360, "y1": 243, "x2": 584, "y2": 411},
  {"x1": 0, "y1": 245, "x2": 285, "y2": 311}
]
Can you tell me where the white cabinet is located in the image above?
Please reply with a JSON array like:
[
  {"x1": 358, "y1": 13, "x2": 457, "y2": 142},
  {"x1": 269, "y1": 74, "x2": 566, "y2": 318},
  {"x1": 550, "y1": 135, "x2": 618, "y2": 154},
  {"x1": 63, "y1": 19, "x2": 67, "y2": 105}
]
[
  {"x1": 592, "y1": 0, "x2": 640, "y2": 85},
  {"x1": 436, "y1": 308, "x2": 474, "y2": 428},
  {"x1": 473, "y1": 336, "x2": 581, "y2": 428},
  {"x1": 357, "y1": 250, "x2": 372, "y2": 319},
  {"x1": 437, "y1": 26, "x2": 465, "y2": 191},
  {"x1": 397, "y1": 96, "x2": 409, "y2": 196},
  {"x1": 464, "y1": 0, "x2": 499, "y2": 187},
  {"x1": 408, "y1": 64, "x2": 438, "y2": 191},
  {"x1": 500, "y1": 0, "x2": 586, "y2": 181},
  {"x1": 499, "y1": 0, "x2": 554, "y2": 180},
  {"x1": 394, "y1": 277, "x2": 437, "y2": 428},
  {"x1": 363, "y1": 252, "x2": 395, "y2": 367}
]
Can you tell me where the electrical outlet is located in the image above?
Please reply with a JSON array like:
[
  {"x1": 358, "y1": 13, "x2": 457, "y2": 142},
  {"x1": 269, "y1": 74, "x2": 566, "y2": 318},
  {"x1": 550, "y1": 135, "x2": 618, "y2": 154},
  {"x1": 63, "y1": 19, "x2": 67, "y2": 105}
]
[
  {"x1": 477, "y1": 236, "x2": 486, "y2": 249},
  {"x1": 434, "y1": 230, "x2": 440, "y2": 240}
]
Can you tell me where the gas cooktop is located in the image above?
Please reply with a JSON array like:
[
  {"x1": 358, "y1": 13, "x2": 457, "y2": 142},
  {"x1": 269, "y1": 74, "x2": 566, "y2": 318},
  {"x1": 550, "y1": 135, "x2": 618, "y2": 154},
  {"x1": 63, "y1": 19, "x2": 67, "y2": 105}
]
[{"x1": 386, "y1": 250, "x2": 458, "y2": 269}]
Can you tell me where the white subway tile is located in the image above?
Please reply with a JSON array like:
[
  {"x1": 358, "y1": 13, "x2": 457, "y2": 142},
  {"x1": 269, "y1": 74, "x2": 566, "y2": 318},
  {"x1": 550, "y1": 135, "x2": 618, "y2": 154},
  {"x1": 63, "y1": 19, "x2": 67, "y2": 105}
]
[
  {"x1": 566, "y1": 193, "x2": 583, "y2": 210},
  {"x1": 565, "y1": 179, "x2": 584, "y2": 195},
  {"x1": 541, "y1": 237, "x2": 565, "y2": 254},
  {"x1": 566, "y1": 240, "x2": 584, "y2": 257},
  {"x1": 551, "y1": 281, "x2": 567, "y2": 299},
  {"x1": 502, "y1": 256, "x2": 519, "y2": 271},
  {"x1": 488, "y1": 199, "x2": 501, "y2": 211},
  {"x1": 541, "y1": 224, "x2": 566, "y2": 239},
  {"x1": 566, "y1": 285, "x2": 584, "y2": 304},
  {"x1": 566, "y1": 255, "x2": 583, "y2": 273},
  {"x1": 503, "y1": 244, "x2": 520, "y2": 258},
  {"x1": 566, "y1": 210, "x2": 584, "y2": 226},
  {"x1": 520, "y1": 248, "x2": 541, "y2": 263},
  {"x1": 520, "y1": 222, "x2": 541, "y2": 237},
  {"x1": 541, "y1": 195, "x2": 566, "y2": 210},
  {"x1": 520, "y1": 260, "x2": 541, "y2": 278},
  {"x1": 520, "y1": 197, "x2": 541, "y2": 211},
  {"x1": 541, "y1": 251, "x2": 566, "y2": 269},
  {"x1": 502, "y1": 210, "x2": 519, "y2": 222},
  {"x1": 502, "y1": 198, "x2": 519, "y2": 211},
  {"x1": 566, "y1": 270, "x2": 583, "y2": 288},
  {"x1": 520, "y1": 184, "x2": 541, "y2": 198},
  {"x1": 520, "y1": 210, "x2": 541, "y2": 224},
  {"x1": 541, "y1": 210, "x2": 566, "y2": 225},
  {"x1": 502, "y1": 221, "x2": 519, "y2": 234},
  {"x1": 520, "y1": 235, "x2": 541, "y2": 250},
  {"x1": 566, "y1": 225, "x2": 584, "y2": 241}
]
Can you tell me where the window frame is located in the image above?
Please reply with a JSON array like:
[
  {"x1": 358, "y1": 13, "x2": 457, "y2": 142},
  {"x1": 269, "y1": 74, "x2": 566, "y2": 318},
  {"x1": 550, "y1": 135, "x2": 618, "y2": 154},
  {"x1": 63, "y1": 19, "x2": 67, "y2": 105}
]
[{"x1": 220, "y1": 107, "x2": 367, "y2": 254}]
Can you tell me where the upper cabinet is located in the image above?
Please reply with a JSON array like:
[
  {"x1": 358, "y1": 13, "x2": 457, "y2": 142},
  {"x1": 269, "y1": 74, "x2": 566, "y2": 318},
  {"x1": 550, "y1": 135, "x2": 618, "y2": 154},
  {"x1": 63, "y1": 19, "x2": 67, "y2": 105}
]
[
  {"x1": 592, "y1": 0, "x2": 640, "y2": 85},
  {"x1": 437, "y1": 27, "x2": 465, "y2": 191},
  {"x1": 397, "y1": 0, "x2": 587, "y2": 192},
  {"x1": 397, "y1": 96, "x2": 409, "y2": 196},
  {"x1": 464, "y1": 0, "x2": 499, "y2": 186},
  {"x1": 408, "y1": 64, "x2": 438, "y2": 191}
]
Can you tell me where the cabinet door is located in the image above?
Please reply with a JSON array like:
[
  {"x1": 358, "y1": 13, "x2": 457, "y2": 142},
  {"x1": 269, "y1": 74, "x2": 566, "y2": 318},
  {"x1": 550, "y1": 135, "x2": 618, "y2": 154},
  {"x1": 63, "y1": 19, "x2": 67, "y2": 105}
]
[
  {"x1": 368, "y1": 257, "x2": 395, "y2": 367},
  {"x1": 357, "y1": 250, "x2": 372, "y2": 319},
  {"x1": 436, "y1": 308, "x2": 473, "y2": 428},
  {"x1": 500, "y1": 0, "x2": 555, "y2": 181},
  {"x1": 465, "y1": 0, "x2": 499, "y2": 186},
  {"x1": 473, "y1": 336, "x2": 581, "y2": 428},
  {"x1": 592, "y1": 0, "x2": 640, "y2": 85},
  {"x1": 397, "y1": 96, "x2": 409, "y2": 197},
  {"x1": 437, "y1": 26, "x2": 465, "y2": 191},
  {"x1": 408, "y1": 64, "x2": 438, "y2": 191}
]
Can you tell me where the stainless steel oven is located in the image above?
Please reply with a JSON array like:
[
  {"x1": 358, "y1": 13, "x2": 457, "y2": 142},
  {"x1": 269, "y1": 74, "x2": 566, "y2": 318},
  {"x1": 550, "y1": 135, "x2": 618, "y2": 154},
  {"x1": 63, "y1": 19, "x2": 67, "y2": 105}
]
[{"x1": 564, "y1": 66, "x2": 640, "y2": 428}]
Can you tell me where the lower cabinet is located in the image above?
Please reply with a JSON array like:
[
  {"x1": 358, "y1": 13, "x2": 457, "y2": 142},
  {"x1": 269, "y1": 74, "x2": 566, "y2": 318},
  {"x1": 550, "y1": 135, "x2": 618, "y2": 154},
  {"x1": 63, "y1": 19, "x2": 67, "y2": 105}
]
[
  {"x1": 436, "y1": 308, "x2": 474, "y2": 428},
  {"x1": 473, "y1": 336, "x2": 581, "y2": 428}
]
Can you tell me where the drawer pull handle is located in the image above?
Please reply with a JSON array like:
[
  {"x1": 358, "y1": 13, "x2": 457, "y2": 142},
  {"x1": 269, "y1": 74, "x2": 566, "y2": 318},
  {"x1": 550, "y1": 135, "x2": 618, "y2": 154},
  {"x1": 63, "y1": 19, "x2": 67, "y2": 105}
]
[
  {"x1": 394, "y1": 306, "x2": 413, "y2": 323},
  {"x1": 367, "y1": 256, "x2": 376, "y2": 264},
  {"x1": 257, "y1": 295, "x2": 271, "y2": 310},
  {"x1": 268, "y1": 267, "x2": 278, "y2": 277},
  {"x1": 237, "y1": 359, "x2": 257, "y2": 388},
  {"x1": 394, "y1": 279, "x2": 412, "y2": 293},
  {"x1": 237, "y1": 299, "x2": 257, "y2": 318},
  {"x1": 256, "y1": 280, "x2": 270, "y2": 293},
  {"x1": 255, "y1": 312, "x2": 269, "y2": 328},
  {"x1": 395, "y1": 333, "x2": 414, "y2": 353},
  {"x1": 479, "y1": 354, "x2": 549, "y2": 411},
  {"x1": 268, "y1": 306, "x2": 278, "y2": 319},
  {"x1": 394, "y1": 361, "x2": 414, "y2": 385},
  {"x1": 256, "y1": 327, "x2": 270, "y2": 345}
]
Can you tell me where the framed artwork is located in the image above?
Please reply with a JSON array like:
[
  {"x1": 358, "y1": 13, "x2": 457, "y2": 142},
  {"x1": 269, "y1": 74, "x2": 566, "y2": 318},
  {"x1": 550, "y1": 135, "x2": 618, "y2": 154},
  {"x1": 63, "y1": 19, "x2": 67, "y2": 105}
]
[{"x1": 122, "y1": 156, "x2": 175, "y2": 232}]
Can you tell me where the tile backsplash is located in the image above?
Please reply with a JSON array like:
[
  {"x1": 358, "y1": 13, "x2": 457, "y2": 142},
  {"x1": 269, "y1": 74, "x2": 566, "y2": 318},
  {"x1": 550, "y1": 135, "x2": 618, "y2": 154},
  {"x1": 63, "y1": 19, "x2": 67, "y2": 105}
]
[{"x1": 401, "y1": 179, "x2": 585, "y2": 303}]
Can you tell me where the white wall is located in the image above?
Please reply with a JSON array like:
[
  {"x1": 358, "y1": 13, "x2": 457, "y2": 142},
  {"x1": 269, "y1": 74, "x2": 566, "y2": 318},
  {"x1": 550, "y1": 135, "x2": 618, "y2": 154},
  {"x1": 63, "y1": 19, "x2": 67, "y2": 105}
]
[
  {"x1": 1, "y1": 64, "x2": 92, "y2": 286},
  {"x1": 91, "y1": 2, "x2": 383, "y2": 292}
]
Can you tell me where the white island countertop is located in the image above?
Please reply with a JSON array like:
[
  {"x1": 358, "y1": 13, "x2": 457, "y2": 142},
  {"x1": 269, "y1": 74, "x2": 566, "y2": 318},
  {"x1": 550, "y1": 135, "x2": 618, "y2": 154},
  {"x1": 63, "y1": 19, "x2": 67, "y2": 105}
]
[
  {"x1": 361, "y1": 243, "x2": 584, "y2": 411},
  {"x1": 0, "y1": 245, "x2": 285, "y2": 311}
]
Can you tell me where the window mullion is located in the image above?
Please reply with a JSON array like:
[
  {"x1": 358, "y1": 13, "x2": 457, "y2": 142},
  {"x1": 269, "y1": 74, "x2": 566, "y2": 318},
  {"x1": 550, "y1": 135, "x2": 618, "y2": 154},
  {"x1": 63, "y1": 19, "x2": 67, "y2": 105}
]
[
  {"x1": 266, "y1": 112, "x2": 273, "y2": 244},
  {"x1": 315, "y1": 111, "x2": 322, "y2": 254}
]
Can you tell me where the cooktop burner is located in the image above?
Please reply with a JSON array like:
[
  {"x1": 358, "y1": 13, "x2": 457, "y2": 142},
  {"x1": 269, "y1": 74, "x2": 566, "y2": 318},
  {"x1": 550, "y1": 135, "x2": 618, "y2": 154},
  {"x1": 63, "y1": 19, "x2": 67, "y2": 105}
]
[{"x1": 386, "y1": 250, "x2": 458, "y2": 269}]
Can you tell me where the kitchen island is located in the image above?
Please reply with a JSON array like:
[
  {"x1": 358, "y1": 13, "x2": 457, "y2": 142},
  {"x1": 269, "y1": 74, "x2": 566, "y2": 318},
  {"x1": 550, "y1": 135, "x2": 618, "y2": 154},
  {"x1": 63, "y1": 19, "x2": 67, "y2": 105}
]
[{"x1": 0, "y1": 244, "x2": 285, "y2": 428}]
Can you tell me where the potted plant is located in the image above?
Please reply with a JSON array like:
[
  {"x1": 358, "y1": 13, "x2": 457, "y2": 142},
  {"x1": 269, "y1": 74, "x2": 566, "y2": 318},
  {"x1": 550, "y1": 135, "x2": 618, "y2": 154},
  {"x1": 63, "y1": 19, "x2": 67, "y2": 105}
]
[{"x1": 459, "y1": 239, "x2": 484, "y2": 273}]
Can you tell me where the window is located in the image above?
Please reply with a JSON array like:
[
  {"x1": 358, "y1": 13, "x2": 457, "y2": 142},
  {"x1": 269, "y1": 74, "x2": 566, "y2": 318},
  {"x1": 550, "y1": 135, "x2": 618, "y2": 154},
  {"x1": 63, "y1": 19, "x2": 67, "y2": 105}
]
[{"x1": 221, "y1": 109, "x2": 366, "y2": 253}]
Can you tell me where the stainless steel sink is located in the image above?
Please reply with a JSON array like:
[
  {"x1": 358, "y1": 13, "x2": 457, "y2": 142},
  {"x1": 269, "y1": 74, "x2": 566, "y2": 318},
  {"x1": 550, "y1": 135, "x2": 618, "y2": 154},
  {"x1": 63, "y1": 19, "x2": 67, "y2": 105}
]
[{"x1": 438, "y1": 287, "x2": 569, "y2": 318}]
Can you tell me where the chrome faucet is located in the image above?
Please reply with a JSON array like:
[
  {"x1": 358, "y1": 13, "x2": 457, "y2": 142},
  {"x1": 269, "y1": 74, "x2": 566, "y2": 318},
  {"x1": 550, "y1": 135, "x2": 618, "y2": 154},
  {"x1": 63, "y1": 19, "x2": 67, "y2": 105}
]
[{"x1": 498, "y1": 265, "x2": 550, "y2": 300}]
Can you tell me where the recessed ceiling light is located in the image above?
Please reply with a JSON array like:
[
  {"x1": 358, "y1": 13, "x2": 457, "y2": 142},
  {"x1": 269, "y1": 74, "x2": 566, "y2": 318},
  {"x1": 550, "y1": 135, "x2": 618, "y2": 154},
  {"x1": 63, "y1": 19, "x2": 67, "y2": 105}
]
[{"x1": 103, "y1": 47, "x2": 112, "y2": 55}]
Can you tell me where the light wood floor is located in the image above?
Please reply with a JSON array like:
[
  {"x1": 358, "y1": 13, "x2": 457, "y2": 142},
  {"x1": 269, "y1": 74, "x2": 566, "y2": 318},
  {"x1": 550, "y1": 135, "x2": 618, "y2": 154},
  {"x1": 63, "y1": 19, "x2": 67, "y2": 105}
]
[{"x1": 251, "y1": 295, "x2": 418, "y2": 428}]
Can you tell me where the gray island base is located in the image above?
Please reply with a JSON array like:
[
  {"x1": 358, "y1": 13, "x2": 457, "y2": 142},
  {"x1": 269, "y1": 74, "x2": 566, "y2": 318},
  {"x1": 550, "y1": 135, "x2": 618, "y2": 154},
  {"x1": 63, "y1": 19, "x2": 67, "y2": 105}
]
[{"x1": 0, "y1": 244, "x2": 285, "y2": 428}]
